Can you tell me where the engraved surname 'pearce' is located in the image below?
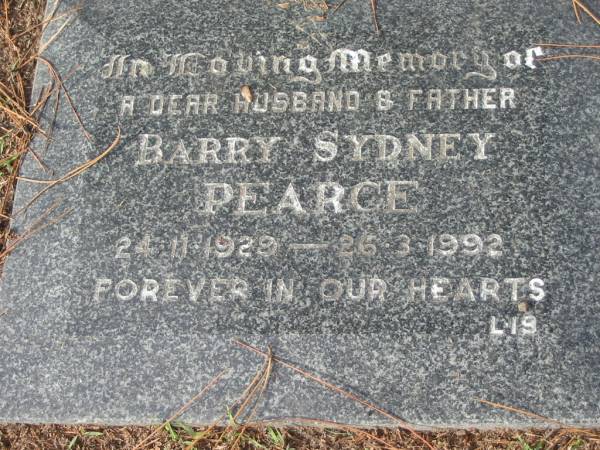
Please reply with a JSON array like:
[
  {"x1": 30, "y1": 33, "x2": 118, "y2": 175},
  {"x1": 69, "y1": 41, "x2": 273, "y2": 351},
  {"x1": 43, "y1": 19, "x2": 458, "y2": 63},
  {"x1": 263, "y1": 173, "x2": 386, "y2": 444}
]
[{"x1": 196, "y1": 180, "x2": 419, "y2": 216}]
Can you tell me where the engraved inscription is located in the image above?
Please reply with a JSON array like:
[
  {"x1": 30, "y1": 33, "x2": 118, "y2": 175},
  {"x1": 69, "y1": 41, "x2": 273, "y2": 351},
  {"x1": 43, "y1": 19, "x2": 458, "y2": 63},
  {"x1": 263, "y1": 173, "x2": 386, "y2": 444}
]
[{"x1": 88, "y1": 44, "x2": 550, "y2": 337}]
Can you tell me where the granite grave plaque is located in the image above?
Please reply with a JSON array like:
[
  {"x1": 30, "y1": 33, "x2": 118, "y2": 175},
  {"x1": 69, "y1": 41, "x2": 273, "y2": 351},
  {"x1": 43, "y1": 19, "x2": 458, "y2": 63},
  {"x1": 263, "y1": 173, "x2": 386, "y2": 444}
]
[{"x1": 1, "y1": 0, "x2": 600, "y2": 428}]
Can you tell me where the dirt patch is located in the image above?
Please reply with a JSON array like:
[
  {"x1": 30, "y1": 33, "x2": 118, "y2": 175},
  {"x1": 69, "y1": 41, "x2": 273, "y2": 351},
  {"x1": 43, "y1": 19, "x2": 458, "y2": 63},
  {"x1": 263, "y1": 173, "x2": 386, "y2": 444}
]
[{"x1": 1, "y1": 424, "x2": 599, "y2": 450}]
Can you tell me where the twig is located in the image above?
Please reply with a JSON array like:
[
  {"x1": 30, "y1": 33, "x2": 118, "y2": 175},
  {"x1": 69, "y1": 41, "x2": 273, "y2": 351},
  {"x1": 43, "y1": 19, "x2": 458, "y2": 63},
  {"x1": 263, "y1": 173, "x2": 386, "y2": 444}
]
[
  {"x1": 233, "y1": 339, "x2": 436, "y2": 450},
  {"x1": 0, "y1": 200, "x2": 73, "y2": 261},
  {"x1": 250, "y1": 417, "x2": 404, "y2": 450},
  {"x1": 536, "y1": 43, "x2": 600, "y2": 48},
  {"x1": 572, "y1": 0, "x2": 600, "y2": 26},
  {"x1": 132, "y1": 369, "x2": 229, "y2": 450},
  {"x1": 0, "y1": 81, "x2": 45, "y2": 134},
  {"x1": 370, "y1": 0, "x2": 380, "y2": 33},
  {"x1": 184, "y1": 356, "x2": 274, "y2": 450},
  {"x1": 537, "y1": 54, "x2": 600, "y2": 62},
  {"x1": 477, "y1": 398, "x2": 565, "y2": 428},
  {"x1": 12, "y1": 6, "x2": 82, "y2": 40},
  {"x1": 15, "y1": 127, "x2": 121, "y2": 217},
  {"x1": 229, "y1": 347, "x2": 273, "y2": 449},
  {"x1": 478, "y1": 399, "x2": 599, "y2": 440},
  {"x1": 331, "y1": 0, "x2": 380, "y2": 32},
  {"x1": 19, "y1": 12, "x2": 75, "y2": 69},
  {"x1": 573, "y1": 0, "x2": 583, "y2": 23},
  {"x1": 37, "y1": 57, "x2": 93, "y2": 143},
  {"x1": 333, "y1": 0, "x2": 350, "y2": 12},
  {"x1": 183, "y1": 414, "x2": 227, "y2": 450},
  {"x1": 233, "y1": 348, "x2": 272, "y2": 423}
]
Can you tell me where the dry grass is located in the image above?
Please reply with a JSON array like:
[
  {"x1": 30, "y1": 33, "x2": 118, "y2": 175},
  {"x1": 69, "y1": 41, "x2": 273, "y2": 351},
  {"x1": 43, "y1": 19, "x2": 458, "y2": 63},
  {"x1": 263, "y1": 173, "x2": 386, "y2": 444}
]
[
  {"x1": 1, "y1": 424, "x2": 600, "y2": 450},
  {"x1": 276, "y1": 0, "x2": 380, "y2": 32},
  {"x1": 572, "y1": 0, "x2": 600, "y2": 26},
  {"x1": 0, "y1": 0, "x2": 119, "y2": 265},
  {"x1": 0, "y1": 0, "x2": 46, "y2": 256},
  {"x1": 535, "y1": 0, "x2": 600, "y2": 64},
  {"x1": 1, "y1": 0, "x2": 600, "y2": 449}
]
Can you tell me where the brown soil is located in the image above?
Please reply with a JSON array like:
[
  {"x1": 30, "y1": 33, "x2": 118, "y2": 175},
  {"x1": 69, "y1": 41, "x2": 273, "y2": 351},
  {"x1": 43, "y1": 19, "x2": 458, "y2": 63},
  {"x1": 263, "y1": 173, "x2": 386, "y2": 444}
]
[{"x1": 0, "y1": 424, "x2": 599, "y2": 450}]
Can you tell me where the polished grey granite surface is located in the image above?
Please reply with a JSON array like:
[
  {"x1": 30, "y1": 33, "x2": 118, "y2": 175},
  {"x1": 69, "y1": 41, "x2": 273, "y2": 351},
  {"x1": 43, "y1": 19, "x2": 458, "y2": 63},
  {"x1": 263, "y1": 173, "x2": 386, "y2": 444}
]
[{"x1": 1, "y1": 0, "x2": 600, "y2": 427}]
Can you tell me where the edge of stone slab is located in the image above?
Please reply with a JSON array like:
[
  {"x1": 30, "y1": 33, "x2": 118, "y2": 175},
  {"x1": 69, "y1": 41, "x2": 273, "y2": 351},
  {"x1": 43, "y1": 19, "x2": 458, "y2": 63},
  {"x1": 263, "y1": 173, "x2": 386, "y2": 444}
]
[{"x1": 1, "y1": 417, "x2": 599, "y2": 430}]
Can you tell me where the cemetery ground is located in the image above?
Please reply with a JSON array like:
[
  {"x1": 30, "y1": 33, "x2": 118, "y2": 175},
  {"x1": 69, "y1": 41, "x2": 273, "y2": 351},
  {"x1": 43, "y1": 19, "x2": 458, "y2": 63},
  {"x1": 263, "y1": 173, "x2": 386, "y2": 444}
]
[{"x1": 1, "y1": 0, "x2": 600, "y2": 449}]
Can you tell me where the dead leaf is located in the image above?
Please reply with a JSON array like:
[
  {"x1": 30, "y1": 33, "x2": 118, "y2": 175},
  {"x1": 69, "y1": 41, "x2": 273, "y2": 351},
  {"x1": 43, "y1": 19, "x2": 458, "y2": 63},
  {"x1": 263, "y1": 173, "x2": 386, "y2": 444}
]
[{"x1": 241, "y1": 85, "x2": 253, "y2": 103}]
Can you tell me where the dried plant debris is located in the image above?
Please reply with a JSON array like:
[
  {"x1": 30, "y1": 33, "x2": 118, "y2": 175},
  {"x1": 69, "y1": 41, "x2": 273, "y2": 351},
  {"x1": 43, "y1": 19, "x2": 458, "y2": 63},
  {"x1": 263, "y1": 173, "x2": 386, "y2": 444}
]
[
  {"x1": 0, "y1": 0, "x2": 46, "y2": 256},
  {"x1": 2, "y1": 419, "x2": 600, "y2": 449},
  {"x1": 571, "y1": 0, "x2": 600, "y2": 26},
  {"x1": 0, "y1": 1, "x2": 121, "y2": 265}
]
